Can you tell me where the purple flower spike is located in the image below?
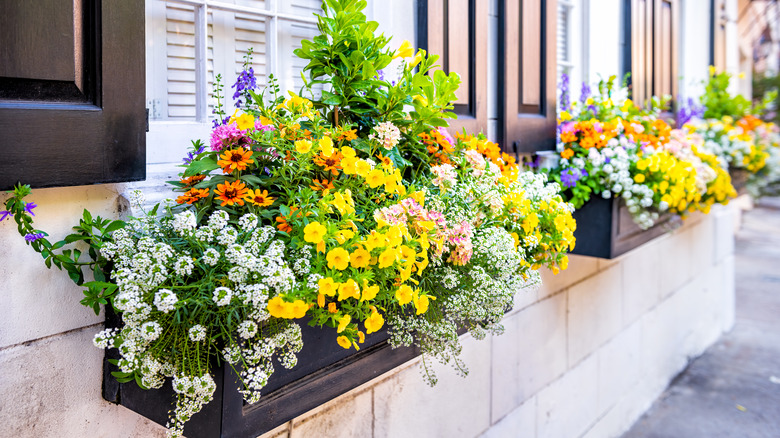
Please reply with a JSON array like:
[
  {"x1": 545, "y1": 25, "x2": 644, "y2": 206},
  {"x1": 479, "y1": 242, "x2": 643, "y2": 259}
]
[
  {"x1": 24, "y1": 202, "x2": 37, "y2": 216},
  {"x1": 580, "y1": 82, "x2": 591, "y2": 103},
  {"x1": 232, "y1": 67, "x2": 257, "y2": 108},
  {"x1": 0, "y1": 210, "x2": 12, "y2": 221},
  {"x1": 559, "y1": 73, "x2": 570, "y2": 109},
  {"x1": 183, "y1": 145, "x2": 207, "y2": 164},
  {"x1": 24, "y1": 232, "x2": 45, "y2": 242}
]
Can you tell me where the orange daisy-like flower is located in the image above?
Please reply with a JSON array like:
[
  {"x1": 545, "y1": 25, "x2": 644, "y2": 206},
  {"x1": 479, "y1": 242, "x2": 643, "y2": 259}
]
[
  {"x1": 180, "y1": 174, "x2": 207, "y2": 186},
  {"x1": 310, "y1": 179, "x2": 335, "y2": 194},
  {"x1": 214, "y1": 180, "x2": 249, "y2": 206},
  {"x1": 275, "y1": 206, "x2": 300, "y2": 233},
  {"x1": 246, "y1": 189, "x2": 275, "y2": 207},
  {"x1": 313, "y1": 152, "x2": 343, "y2": 175},
  {"x1": 176, "y1": 188, "x2": 209, "y2": 204},
  {"x1": 218, "y1": 148, "x2": 255, "y2": 174},
  {"x1": 338, "y1": 129, "x2": 358, "y2": 141}
]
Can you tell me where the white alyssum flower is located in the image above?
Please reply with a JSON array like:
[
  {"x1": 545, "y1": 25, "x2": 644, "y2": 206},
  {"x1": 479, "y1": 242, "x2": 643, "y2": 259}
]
[
  {"x1": 212, "y1": 287, "x2": 233, "y2": 306},
  {"x1": 238, "y1": 320, "x2": 258, "y2": 339},
  {"x1": 154, "y1": 289, "x2": 178, "y2": 313},
  {"x1": 188, "y1": 324, "x2": 207, "y2": 342}
]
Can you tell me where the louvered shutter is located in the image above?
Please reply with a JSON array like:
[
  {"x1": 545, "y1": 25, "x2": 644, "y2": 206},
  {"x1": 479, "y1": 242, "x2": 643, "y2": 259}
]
[
  {"x1": 500, "y1": 0, "x2": 558, "y2": 153},
  {"x1": 557, "y1": 2, "x2": 571, "y2": 78},
  {"x1": 418, "y1": 0, "x2": 489, "y2": 137},
  {"x1": 627, "y1": 0, "x2": 678, "y2": 109},
  {"x1": 164, "y1": 3, "x2": 214, "y2": 119}
]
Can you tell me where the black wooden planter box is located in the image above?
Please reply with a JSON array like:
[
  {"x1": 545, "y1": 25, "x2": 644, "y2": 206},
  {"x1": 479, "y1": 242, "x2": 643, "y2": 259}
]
[
  {"x1": 570, "y1": 196, "x2": 682, "y2": 259},
  {"x1": 103, "y1": 309, "x2": 419, "y2": 438}
]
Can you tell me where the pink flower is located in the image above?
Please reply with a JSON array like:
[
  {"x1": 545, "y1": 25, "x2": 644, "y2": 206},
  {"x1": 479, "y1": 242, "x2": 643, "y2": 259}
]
[
  {"x1": 255, "y1": 120, "x2": 275, "y2": 132},
  {"x1": 210, "y1": 124, "x2": 250, "y2": 152}
]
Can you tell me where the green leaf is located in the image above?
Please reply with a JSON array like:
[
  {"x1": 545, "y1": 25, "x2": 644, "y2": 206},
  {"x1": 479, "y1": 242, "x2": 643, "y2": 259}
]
[
  {"x1": 320, "y1": 90, "x2": 343, "y2": 106},
  {"x1": 104, "y1": 220, "x2": 126, "y2": 234},
  {"x1": 184, "y1": 157, "x2": 219, "y2": 176}
]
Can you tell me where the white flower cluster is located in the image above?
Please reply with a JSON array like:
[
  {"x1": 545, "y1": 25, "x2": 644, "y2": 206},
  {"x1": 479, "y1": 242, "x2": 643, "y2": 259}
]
[{"x1": 95, "y1": 210, "x2": 304, "y2": 436}]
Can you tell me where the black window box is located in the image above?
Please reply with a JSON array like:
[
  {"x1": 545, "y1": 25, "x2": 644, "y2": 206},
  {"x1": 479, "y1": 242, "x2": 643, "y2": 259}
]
[
  {"x1": 102, "y1": 308, "x2": 419, "y2": 438},
  {"x1": 570, "y1": 196, "x2": 682, "y2": 259}
]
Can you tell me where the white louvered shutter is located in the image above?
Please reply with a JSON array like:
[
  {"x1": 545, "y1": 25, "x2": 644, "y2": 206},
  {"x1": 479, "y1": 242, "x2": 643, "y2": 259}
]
[
  {"x1": 164, "y1": 3, "x2": 214, "y2": 119},
  {"x1": 557, "y1": 2, "x2": 572, "y2": 78}
]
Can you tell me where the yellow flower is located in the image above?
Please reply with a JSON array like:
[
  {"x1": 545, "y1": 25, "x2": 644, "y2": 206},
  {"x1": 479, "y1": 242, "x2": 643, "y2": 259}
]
[
  {"x1": 319, "y1": 137, "x2": 335, "y2": 157},
  {"x1": 413, "y1": 95, "x2": 428, "y2": 107},
  {"x1": 361, "y1": 281, "x2": 380, "y2": 301},
  {"x1": 366, "y1": 169, "x2": 385, "y2": 188},
  {"x1": 358, "y1": 331, "x2": 365, "y2": 343},
  {"x1": 341, "y1": 155, "x2": 359, "y2": 175},
  {"x1": 410, "y1": 190, "x2": 426, "y2": 206},
  {"x1": 364, "y1": 231, "x2": 385, "y2": 251},
  {"x1": 335, "y1": 229, "x2": 355, "y2": 244},
  {"x1": 410, "y1": 50, "x2": 423, "y2": 67},
  {"x1": 328, "y1": 302, "x2": 338, "y2": 313},
  {"x1": 413, "y1": 293, "x2": 434, "y2": 315},
  {"x1": 295, "y1": 139, "x2": 312, "y2": 154},
  {"x1": 559, "y1": 111, "x2": 572, "y2": 121},
  {"x1": 633, "y1": 173, "x2": 645, "y2": 183},
  {"x1": 378, "y1": 247, "x2": 397, "y2": 268},
  {"x1": 303, "y1": 221, "x2": 327, "y2": 244},
  {"x1": 337, "y1": 279, "x2": 361, "y2": 301},
  {"x1": 267, "y1": 296, "x2": 289, "y2": 318},
  {"x1": 350, "y1": 247, "x2": 371, "y2": 268},
  {"x1": 399, "y1": 245, "x2": 416, "y2": 265},
  {"x1": 317, "y1": 293, "x2": 325, "y2": 308},
  {"x1": 337, "y1": 335, "x2": 352, "y2": 349},
  {"x1": 291, "y1": 300, "x2": 309, "y2": 318},
  {"x1": 355, "y1": 160, "x2": 372, "y2": 177},
  {"x1": 365, "y1": 309, "x2": 385, "y2": 334},
  {"x1": 318, "y1": 277, "x2": 339, "y2": 297},
  {"x1": 337, "y1": 314, "x2": 351, "y2": 333},
  {"x1": 394, "y1": 39, "x2": 414, "y2": 59},
  {"x1": 341, "y1": 146, "x2": 356, "y2": 158},
  {"x1": 395, "y1": 285, "x2": 414, "y2": 305},
  {"x1": 327, "y1": 247, "x2": 350, "y2": 270},
  {"x1": 235, "y1": 113, "x2": 255, "y2": 130}
]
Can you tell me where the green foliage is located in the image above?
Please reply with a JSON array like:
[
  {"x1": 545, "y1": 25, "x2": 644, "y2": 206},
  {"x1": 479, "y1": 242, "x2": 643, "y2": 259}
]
[
  {"x1": 4, "y1": 184, "x2": 125, "y2": 314},
  {"x1": 702, "y1": 69, "x2": 755, "y2": 119}
]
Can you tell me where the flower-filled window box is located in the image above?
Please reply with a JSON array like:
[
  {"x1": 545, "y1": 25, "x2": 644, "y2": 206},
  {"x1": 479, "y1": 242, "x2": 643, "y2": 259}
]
[
  {"x1": 540, "y1": 76, "x2": 737, "y2": 259},
  {"x1": 3, "y1": 2, "x2": 575, "y2": 437}
]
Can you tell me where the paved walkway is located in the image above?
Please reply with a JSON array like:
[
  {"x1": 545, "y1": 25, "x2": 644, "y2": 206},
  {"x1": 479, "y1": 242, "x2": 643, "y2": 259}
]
[{"x1": 622, "y1": 199, "x2": 780, "y2": 438}]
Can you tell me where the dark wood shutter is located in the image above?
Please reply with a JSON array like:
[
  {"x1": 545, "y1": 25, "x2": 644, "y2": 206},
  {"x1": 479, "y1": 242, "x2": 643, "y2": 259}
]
[
  {"x1": 626, "y1": 0, "x2": 678, "y2": 109},
  {"x1": 0, "y1": 0, "x2": 146, "y2": 190},
  {"x1": 500, "y1": 0, "x2": 558, "y2": 153},
  {"x1": 418, "y1": 0, "x2": 488, "y2": 136}
]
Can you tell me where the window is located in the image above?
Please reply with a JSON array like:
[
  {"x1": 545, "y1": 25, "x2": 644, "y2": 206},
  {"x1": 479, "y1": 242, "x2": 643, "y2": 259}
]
[
  {"x1": 144, "y1": 0, "x2": 322, "y2": 165},
  {"x1": 711, "y1": 0, "x2": 727, "y2": 71},
  {"x1": 624, "y1": 0, "x2": 679, "y2": 109},
  {"x1": 0, "y1": 1, "x2": 146, "y2": 190}
]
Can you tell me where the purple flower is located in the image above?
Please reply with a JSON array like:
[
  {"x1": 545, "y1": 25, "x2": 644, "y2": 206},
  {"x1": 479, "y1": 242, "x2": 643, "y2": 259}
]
[
  {"x1": 232, "y1": 67, "x2": 257, "y2": 108},
  {"x1": 559, "y1": 73, "x2": 570, "y2": 110},
  {"x1": 580, "y1": 82, "x2": 591, "y2": 103},
  {"x1": 211, "y1": 115, "x2": 230, "y2": 129},
  {"x1": 0, "y1": 210, "x2": 12, "y2": 221},
  {"x1": 560, "y1": 167, "x2": 587, "y2": 188},
  {"x1": 604, "y1": 157, "x2": 611, "y2": 164},
  {"x1": 183, "y1": 145, "x2": 207, "y2": 164},
  {"x1": 676, "y1": 97, "x2": 704, "y2": 127},
  {"x1": 24, "y1": 202, "x2": 36, "y2": 216},
  {"x1": 24, "y1": 232, "x2": 45, "y2": 242}
]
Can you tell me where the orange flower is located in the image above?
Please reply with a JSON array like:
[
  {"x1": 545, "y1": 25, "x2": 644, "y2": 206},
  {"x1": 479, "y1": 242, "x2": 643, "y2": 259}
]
[
  {"x1": 313, "y1": 152, "x2": 343, "y2": 175},
  {"x1": 275, "y1": 206, "x2": 300, "y2": 233},
  {"x1": 560, "y1": 148, "x2": 574, "y2": 159},
  {"x1": 338, "y1": 129, "x2": 358, "y2": 141},
  {"x1": 214, "y1": 180, "x2": 249, "y2": 206},
  {"x1": 218, "y1": 148, "x2": 255, "y2": 173},
  {"x1": 180, "y1": 174, "x2": 206, "y2": 186},
  {"x1": 246, "y1": 189, "x2": 275, "y2": 207},
  {"x1": 310, "y1": 179, "x2": 335, "y2": 195},
  {"x1": 176, "y1": 188, "x2": 209, "y2": 204}
]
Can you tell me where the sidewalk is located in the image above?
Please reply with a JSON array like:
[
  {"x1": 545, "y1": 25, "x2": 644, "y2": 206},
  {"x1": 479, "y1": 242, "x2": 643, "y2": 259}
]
[{"x1": 622, "y1": 199, "x2": 780, "y2": 437}]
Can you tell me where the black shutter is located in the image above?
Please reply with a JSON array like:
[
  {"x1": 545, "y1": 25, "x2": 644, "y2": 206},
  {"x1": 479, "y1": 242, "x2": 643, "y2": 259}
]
[
  {"x1": 500, "y1": 0, "x2": 558, "y2": 153},
  {"x1": 418, "y1": 0, "x2": 489, "y2": 136},
  {"x1": 0, "y1": 0, "x2": 146, "y2": 190}
]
